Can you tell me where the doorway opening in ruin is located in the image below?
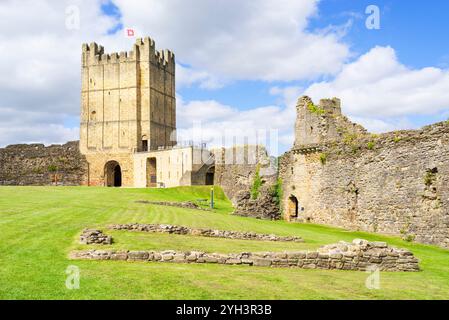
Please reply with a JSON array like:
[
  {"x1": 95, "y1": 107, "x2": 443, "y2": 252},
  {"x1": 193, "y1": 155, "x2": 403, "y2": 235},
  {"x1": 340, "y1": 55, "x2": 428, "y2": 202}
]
[
  {"x1": 147, "y1": 157, "x2": 157, "y2": 187},
  {"x1": 288, "y1": 195, "x2": 299, "y2": 219},
  {"x1": 205, "y1": 166, "x2": 215, "y2": 185},
  {"x1": 105, "y1": 161, "x2": 122, "y2": 187}
]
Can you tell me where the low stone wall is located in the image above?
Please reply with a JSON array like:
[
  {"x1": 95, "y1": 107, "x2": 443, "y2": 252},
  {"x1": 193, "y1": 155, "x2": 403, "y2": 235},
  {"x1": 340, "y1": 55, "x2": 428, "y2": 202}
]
[
  {"x1": 135, "y1": 200, "x2": 208, "y2": 210},
  {"x1": 109, "y1": 223, "x2": 303, "y2": 242},
  {"x1": 79, "y1": 229, "x2": 112, "y2": 245},
  {"x1": 69, "y1": 239, "x2": 419, "y2": 272}
]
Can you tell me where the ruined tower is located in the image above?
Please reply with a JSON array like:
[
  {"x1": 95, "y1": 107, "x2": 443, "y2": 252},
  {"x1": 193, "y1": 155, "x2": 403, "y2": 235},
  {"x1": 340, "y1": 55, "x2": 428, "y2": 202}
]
[{"x1": 294, "y1": 96, "x2": 366, "y2": 148}]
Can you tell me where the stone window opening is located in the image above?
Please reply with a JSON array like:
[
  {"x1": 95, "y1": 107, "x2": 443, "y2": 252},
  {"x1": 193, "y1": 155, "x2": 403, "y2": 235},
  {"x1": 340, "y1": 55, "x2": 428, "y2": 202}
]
[
  {"x1": 142, "y1": 140, "x2": 148, "y2": 152},
  {"x1": 90, "y1": 111, "x2": 96, "y2": 121}
]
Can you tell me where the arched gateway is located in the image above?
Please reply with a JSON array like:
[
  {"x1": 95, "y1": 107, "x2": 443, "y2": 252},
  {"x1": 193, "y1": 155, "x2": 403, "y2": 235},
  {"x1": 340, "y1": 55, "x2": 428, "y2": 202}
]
[{"x1": 104, "y1": 161, "x2": 122, "y2": 187}]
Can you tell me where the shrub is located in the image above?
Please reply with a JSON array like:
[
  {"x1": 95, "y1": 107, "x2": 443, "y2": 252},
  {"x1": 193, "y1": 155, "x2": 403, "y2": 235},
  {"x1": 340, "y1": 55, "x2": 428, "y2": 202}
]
[
  {"x1": 250, "y1": 165, "x2": 262, "y2": 200},
  {"x1": 393, "y1": 136, "x2": 402, "y2": 143},
  {"x1": 47, "y1": 165, "x2": 58, "y2": 173},
  {"x1": 319, "y1": 153, "x2": 327, "y2": 165},
  {"x1": 367, "y1": 141, "x2": 375, "y2": 150},
  {"x1": 307, "y1": 102, "x2": 325, "y2": 115},
  {"x1": 270, "y1": 178, "x2": 283, "y2": 207},
  {"x1": 424, "y1": 169, "x2": 437, "y2": 186},
  {"x1": 343, "y1": 133, "x2": 358, "y2": 145}
]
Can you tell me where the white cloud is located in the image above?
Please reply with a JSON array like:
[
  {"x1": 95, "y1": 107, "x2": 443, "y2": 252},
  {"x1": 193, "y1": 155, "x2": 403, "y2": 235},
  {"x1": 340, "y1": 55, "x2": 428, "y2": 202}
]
[
  {"x1": 0, "y1": 107, "x2": 79, "y2": 146},
  {"x1": 176, "y1": 64, "x2": 225, "y2": 89},
  {"x1": 305, "y1": 46, "x2": 449, "y2": 120},
  {"x1": 348, "y1": 116, "x2": 414, "y2": 134},
  {"x1": 113, "y1": 0, "x2": 350, "y2": 82},
  {"x1": 176, "y1": 86, "x2": 302, "y2": 155},
  {"x1": 0, "y1": 0, "x2": 118, "y2": 147}
]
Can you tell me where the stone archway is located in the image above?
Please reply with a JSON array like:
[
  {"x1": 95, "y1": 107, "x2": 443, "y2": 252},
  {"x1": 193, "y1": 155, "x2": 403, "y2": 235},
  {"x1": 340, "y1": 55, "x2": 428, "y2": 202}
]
[
  {"x1": 205, "y1": 166, "x2": 215, "y2": 185},
  {"x1": 105, "y1": 161, "x2": 122, "y2": 187},
  {"x1": 288, "y1": 195, "x2": 299, "y2": 219}
]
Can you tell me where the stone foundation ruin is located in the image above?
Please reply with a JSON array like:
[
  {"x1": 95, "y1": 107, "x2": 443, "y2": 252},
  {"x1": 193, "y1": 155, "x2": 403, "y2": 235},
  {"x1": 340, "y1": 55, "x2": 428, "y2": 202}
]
[
  {"x1": 79, "y1": 229, "x2": 112, "y2": 245},
  {"x1": 70, "y1": 239, "x2": 419, "y2": 272},
  {"x1": 108, "y1": 223, "x2": 303, "y2": 242}
]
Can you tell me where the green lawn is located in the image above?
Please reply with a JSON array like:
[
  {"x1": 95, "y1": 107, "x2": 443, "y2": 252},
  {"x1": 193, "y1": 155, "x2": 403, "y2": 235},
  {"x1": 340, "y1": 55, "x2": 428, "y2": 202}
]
[{"x1": 0, "y1": 186, "x2": 448, "y2": 300}]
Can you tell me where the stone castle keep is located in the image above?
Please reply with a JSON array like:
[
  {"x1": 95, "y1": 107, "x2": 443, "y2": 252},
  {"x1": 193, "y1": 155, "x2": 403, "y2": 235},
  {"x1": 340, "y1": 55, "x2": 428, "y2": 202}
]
[
  {"x1": 80, "y1": 38, "x2": 214, "y2": 188},
  {"x1": 0, "y1": 36, "x2": 448, "y2": 248}
]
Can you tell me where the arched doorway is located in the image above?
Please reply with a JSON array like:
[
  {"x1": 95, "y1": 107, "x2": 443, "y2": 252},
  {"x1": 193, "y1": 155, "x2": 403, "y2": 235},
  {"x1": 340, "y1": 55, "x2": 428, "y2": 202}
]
[
  {"x1": 105, "y1": 161, "x2": 122, "y2": 187},
  {"x1": 288, "y1": 195, "x2": 299, "y2": 219},
  {"x1": 205, "y1": 166, "x2": 215, "y2": 185}
]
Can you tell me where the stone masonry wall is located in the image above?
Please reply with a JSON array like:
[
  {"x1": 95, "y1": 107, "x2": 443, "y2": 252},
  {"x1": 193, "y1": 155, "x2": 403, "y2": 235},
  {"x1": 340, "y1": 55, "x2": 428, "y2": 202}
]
[
  {"x1": 280, "y1": 96, "x2": 449, "y2": 248},
  {"x1": 212, "y1": 145, "x2": 276, "y2": 201},
  {"x1": 232, "y1": 184, "x2": 281, "y2": 220},
  {"x1": 70, "y1": 239, "x2": 420, "y2": 272},
  {"x1": 0, "y1": 141, "x2": 88, "y2": 186}
]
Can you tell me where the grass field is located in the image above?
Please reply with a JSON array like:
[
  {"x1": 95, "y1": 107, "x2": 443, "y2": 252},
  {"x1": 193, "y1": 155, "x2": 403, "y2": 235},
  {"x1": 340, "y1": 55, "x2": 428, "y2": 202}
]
[{"x1": 0, "y1": 186, "x2": 448, "y2": 300}]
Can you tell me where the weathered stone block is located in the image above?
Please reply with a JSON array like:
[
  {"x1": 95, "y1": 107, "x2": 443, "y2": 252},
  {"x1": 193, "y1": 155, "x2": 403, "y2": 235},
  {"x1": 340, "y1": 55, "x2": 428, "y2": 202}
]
[
  {"x1": 128, "y1": 251, "x2": 149, "y2": 261},
  {"x1": 253, "y1": 258, "x2": 272, "y2": 267}
]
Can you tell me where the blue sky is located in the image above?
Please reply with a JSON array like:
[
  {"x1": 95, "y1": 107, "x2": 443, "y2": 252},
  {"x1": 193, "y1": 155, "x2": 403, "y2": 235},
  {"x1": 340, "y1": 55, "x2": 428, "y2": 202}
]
[{"x1": 1, "y1": 0, "x2": 449, "y2": 154}]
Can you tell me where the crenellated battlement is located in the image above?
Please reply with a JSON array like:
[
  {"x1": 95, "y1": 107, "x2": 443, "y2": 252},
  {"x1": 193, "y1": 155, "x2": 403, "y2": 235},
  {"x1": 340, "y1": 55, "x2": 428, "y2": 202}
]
[
  {"x1": 80, "y1": 35, "x2": 177, "y2": 157},
  {"x1": 82, "y1": 36, "x2": 175, "y2": 70}
]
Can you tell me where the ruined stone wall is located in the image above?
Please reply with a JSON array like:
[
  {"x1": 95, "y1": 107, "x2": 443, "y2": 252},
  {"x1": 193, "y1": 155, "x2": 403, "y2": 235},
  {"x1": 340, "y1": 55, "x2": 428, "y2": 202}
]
[
  {"x1": 0, "y1": 141, "x2": 88, "y2": 186},
  {"x1": 281, "y1": 96, "x2": 449, "y2": 248},
  {"x1": 211, "y1": 145, "x2": 280, "y2": 219},
  {"x1": 212, "y1": 145, "x2": 276, "y2": 201}
]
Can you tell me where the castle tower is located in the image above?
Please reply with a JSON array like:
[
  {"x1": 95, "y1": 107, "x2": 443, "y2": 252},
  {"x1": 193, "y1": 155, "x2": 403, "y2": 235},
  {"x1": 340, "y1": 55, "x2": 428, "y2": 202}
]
[
  {"x1": 79, "y1": 37, "x2": 177, "y2": 186},
  {"x1": 80, "y1": 37, "x2": 176, "y2": 154}
]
